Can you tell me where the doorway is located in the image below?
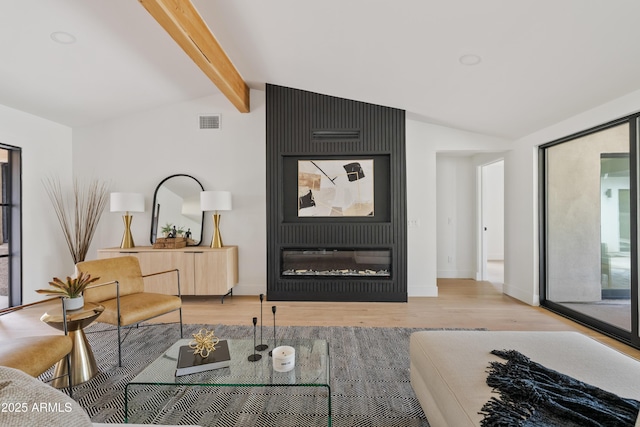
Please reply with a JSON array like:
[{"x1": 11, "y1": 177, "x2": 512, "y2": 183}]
[{"x1": 479, "y1": 160, "x2": 504, "y2": 289}]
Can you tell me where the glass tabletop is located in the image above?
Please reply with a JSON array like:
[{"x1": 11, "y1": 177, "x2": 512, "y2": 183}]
[{"x1": 129, "y1": 338, "x2": 330, "y2": 387}]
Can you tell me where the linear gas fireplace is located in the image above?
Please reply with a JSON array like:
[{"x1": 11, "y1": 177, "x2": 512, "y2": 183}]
[{"x1": 282, "y1": 249, "x2": 391, "y2": 278}]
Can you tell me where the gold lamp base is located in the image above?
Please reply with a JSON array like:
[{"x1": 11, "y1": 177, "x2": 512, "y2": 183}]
[
  {"x1": 120, "y1": 214, "x2": 135, "y2": 249},
  {"x1": 211, "y1": 213, "x2": 224, "y2": 248}
]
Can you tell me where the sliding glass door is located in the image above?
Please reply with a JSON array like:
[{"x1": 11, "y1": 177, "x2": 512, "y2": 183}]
[
  {"x1": 0, "y1": 145, "x2": 21, "y2": 310},
  {"x1": 541, "y1": 117, "x2": 638, "y2": 346}
]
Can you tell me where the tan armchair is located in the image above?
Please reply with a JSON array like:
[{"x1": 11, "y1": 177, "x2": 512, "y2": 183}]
[
  {"x1": 0, "y1": 298, "x2": 73, "y2": 396},
  {"x1": 76, "y1": 256, "x2": 183, "y2": 366}
]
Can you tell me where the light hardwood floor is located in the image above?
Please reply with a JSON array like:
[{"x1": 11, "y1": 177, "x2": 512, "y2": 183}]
[{"x1": 3, "y1": 277, "x2": 640, "y2": 360}]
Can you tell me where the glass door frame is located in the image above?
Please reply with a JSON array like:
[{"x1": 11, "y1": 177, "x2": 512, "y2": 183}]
[
  {"x1": 0, "y1": 144, "x2": 21, "y2": 310},
  {"x1": 539, "y1": 114, "x2": 640, "y2": 349}
]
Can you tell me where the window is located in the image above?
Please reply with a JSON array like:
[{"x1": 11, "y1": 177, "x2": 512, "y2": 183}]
[
  {"x1": 540, "y1": 117, "x2": 639, "y2": 347},
  {"x1": 0, "y1": 145, "x2": 21, "y2": 310}
]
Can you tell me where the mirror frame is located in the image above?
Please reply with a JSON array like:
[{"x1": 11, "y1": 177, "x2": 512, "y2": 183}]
[{"x1": 150, "y1": 174, "x2": 205, "y2": 246}]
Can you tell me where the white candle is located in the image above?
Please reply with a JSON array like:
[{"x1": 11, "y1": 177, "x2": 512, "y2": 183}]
[{"x1": 272, "y1": 345, "x2": 295, "y2": 372}]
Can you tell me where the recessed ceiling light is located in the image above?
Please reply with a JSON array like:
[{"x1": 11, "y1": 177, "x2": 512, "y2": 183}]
[
  {"x1": 459, "y1": 54, "x2": 482, "y2": 66},
  {"x1": 50, "y1": 31, "x2": 77, "y2": 44}
]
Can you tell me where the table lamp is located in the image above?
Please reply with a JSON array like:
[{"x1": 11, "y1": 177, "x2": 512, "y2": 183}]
[
  {"x1": 110, "y1": 192, "x2": 145, "y2": 248},
  {"x1": 200, "y1": 190, "x2": 232, "y2": 248}
]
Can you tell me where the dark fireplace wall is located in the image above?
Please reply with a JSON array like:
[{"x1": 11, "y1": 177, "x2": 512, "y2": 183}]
[{"x1": 266, "y1": 84, "x2": 407, "y2": 302}]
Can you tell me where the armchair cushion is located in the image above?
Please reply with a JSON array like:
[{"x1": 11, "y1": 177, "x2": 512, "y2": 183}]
[
  {"x1": 76, "y1": 255, "x2": 182, "y2": 327},
  {"x1": 0, "y1": 335, "x2": 72, "y2": 378},
  {"x1": 75, "y1": 255, "x2": 182, "y2": 367},
  {"x1": 79, "y1": 256, "x2": 145, "y2": 302},
  {"x1": 97, "y1": 293, "x2": 182, "y2": 326}
]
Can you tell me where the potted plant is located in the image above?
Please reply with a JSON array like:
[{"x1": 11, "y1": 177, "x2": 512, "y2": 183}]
[
  {"x1": 36, "y1": 271, "x2": 100, "y2": 311},
  {"x1": 161, "y1": 222, "x2": 173, "y2": 238}
]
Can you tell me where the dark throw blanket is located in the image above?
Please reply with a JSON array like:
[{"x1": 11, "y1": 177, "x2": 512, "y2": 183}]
[{"x1": 479, "y1": 349, "x2": 640, "y2": 427}]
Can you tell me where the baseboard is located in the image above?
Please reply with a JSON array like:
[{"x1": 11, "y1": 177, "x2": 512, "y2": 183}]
[
  {"x1": 231, "y1": 283, "x2": 266, "y2": 296},
  {"x1": 437, "y1": 270, "x2": 475, "y2": 279},
  {"x1": 503, "y1": 283, "x2": 539, "y2": 306},
  {"x1": 408, "y1": 284, "x2": 438, "y2": 297}
]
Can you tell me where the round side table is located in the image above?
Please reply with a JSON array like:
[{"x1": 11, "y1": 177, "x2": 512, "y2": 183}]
[{"x1": 40, "y1": 302, "x2": 104, "y2": 388}]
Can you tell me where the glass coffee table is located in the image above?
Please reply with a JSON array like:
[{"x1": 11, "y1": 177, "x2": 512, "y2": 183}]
[{"x1": 125, "y1": 338, "x2": 331, "y2": 426}]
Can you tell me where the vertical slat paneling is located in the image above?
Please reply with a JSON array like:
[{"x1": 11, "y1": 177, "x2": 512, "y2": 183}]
[{"x1": 266, "y1": 84, "x2": 406, "y2": 302}]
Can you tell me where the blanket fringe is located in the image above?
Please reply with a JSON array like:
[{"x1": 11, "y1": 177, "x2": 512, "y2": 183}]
[{"x1": 479, "y1": 349, "x2": 640, "y2": 427}]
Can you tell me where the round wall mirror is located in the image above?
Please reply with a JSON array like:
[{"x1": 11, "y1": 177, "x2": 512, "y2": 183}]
[{"x1": 150, "y1": 174, "x2": 204, "y2": 245}]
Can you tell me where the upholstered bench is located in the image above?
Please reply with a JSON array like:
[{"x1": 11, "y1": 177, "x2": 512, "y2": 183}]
[
  {"x1": 0, "y1": 335, "x2": 72, "y2": 377},
  {"x1": 409, "y1": 331, "x2": 640, "y2": 427}
]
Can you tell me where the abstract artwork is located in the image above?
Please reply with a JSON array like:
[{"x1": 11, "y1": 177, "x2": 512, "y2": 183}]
[{"x1": 297, "y1": 159, "x2": 374, "y2": 217}]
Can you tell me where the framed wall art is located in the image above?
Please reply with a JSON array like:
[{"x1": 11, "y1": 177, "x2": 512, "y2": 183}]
[{"x1": 297, "y1": 159, "x2": 374, "y2": 217}]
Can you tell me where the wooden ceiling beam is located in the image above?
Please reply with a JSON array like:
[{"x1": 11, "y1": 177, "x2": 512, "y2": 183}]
[{"x1": 139, "y1": 0, "x2": 250, "y2": 113}]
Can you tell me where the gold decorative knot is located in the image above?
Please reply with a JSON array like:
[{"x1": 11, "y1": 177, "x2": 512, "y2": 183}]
[{"x1": 189, "y1": 328, "x2": 220, "y2": 358}]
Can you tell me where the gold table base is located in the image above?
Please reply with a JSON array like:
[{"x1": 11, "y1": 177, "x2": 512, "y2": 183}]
[
  {"x1": 51, "y1": 329, "x2": 99, "y2": 388},
  {"x1": 41, "y1": 302, "x2": 104, "y2": 388}
]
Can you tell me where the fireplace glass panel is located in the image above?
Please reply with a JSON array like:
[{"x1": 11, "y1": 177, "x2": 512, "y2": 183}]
[{"x1": 282, "y1": 249, "x2": 391, "y2": 277}]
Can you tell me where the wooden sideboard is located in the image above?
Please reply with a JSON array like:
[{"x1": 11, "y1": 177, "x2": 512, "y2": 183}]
[{"x1": 97, "y1": 246, "x2": 238, "y2": 299}]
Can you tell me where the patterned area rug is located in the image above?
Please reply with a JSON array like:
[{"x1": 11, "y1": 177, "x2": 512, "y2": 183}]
[{"x1": 43, "y1": 323, "x2": 440, "y2": 426}]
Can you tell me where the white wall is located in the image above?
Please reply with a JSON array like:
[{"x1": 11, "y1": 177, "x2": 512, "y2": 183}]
[
  {"x1": 72, "y1": 90, "x2": 266, "y2": 295},
  {"x1": 505, "y1": 89, "x2": 640, "y2": 306},
  {"x1": 0, "y1": 105, "x2": 73, "y2": 303},
  {"x1": 406, "y1": 121, "x2": 511, "y2": 296}
]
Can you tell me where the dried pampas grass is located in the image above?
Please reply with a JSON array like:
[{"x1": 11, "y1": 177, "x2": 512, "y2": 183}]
[{"x1": 43, "y1": 177, "x2": 110, "y2": 264}]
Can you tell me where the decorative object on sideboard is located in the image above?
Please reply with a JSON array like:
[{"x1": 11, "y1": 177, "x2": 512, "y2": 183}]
[
  {"x1": 152, "y1": 236, "x2": 187, "y2": 249},
  {"x1": 36, "y1": 272, "x2": 100, "y2": 311},
  {"x1": 43, "y1": 176, "x2": 110, "y2": 263},
  {"x1": 160, "y1": 222, "x2": 173, "y2": 238},
  {"x1": 110, "y1": 192, "x2": 145, "y2": 249},
  {"x1": 150, "y1": 174, "x2": 204, "y2": 246},
  {"x1": 200, "y1": 190, "x2": 232, "y2": 248},
  {"x1": 167, "y1": 225, "x2": 186, "y2": 237}
]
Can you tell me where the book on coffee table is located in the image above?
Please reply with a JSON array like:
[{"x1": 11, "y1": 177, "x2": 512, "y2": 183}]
[{"x1": 175, "y1": 340, "x2": 231, "y2": 376}]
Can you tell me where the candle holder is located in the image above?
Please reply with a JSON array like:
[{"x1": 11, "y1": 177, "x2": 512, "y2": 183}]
[
  {"x1": 256, "y1": 294, "x2": 268, "y2": 351},
  {"x1": 269, "y1": 305, "x2": 277, "y2": 357},
  {"x1": 248, "y1": 317, "x2": 262, "y2": 362}
]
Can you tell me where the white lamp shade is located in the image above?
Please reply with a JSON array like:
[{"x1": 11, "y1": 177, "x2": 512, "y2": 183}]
[
  {"x1": 110, "y1": 192, "x2": 145, "y2": 213},
  {"x1": 200, "y1": 191, "x2": 232, "y2": 211}
]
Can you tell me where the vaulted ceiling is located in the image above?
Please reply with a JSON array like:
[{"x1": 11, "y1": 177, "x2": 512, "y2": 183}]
[{"x1": 2, "y1": 0, "x2": 640, "y2": 139}]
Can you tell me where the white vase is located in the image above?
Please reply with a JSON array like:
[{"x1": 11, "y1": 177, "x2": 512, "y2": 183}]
[{"x1": 64, "y1": 295, "x2": 84, "y2": 311}]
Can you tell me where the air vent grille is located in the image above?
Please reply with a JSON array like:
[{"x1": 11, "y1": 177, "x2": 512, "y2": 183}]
[
  {"x1": 312, "y1": 129, "x2": 360, "y2": 140},
  {"x1": 199, "y1": 114, "x2": 221, "y2": 130}
]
